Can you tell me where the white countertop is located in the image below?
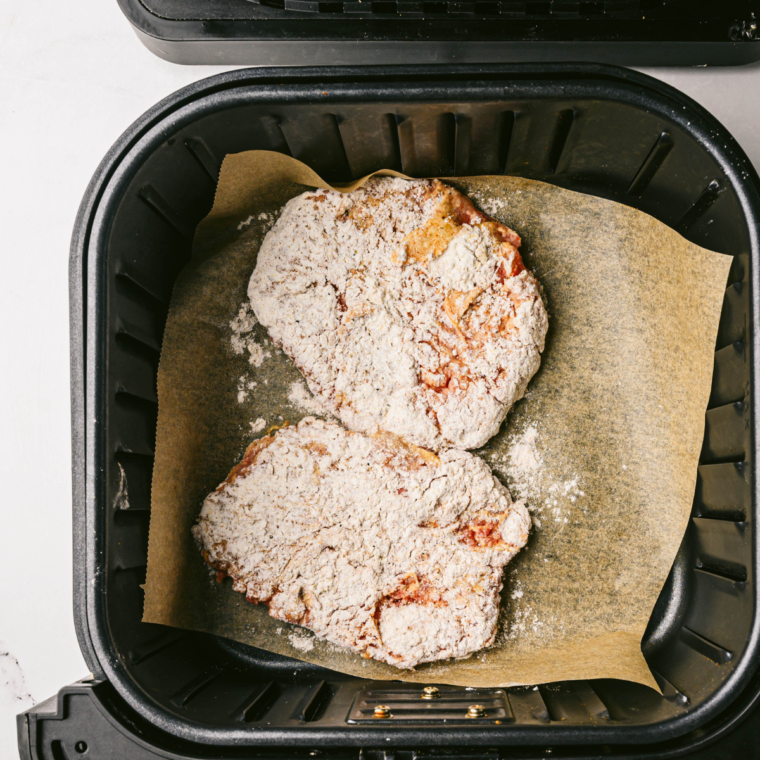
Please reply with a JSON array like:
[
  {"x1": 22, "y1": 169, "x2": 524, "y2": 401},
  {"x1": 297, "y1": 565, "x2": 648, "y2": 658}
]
[{"x1": 1, "y1": 1, "x2": 759, "y2": 755}]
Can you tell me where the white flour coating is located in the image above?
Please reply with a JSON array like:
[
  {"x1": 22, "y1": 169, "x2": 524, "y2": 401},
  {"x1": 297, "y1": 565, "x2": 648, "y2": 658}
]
[
  {"x1": 250, "y1": 418, "x2": 267, "y2": 434},
  {"x1": 193, "y1": 417, "x2": 530, "y2": 669},
  {"x1": 288, "y1": 380, "x2": 333, "y2": 418},
  {"x1": 249, "y1": 177, "x2": 548, "y2": 451},
  {"x1": 230, "y1": 302, "x2": 271, "y2": 368}
]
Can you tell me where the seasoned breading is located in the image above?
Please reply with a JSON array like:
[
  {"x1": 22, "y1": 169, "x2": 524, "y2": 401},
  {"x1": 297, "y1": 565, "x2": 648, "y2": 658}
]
[
  {"x1": 193, "y1": 418, "x2": 530, "y2": 669},
  {"x1": 249, "y1": 177, "x2": 548, "y2": 451}
]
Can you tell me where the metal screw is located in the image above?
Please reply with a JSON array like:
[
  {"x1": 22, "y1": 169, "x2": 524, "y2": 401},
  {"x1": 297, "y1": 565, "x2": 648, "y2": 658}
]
[
  {"x1": 467, "y1": 704, "x2": 486, "y2": 718},
  {"x1": 373, "y1": 705, "x2": 392, "y2": 719},
  {"x1": 421, "y1": 686, "x2": 440, "y2": 700}
]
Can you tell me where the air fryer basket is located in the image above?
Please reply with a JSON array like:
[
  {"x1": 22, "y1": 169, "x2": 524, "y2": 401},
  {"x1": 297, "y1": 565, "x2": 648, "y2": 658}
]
[
  {"x1": 69, "y1": 64, "x2": 760, "y2": 750},
  {"x1": 116, "y1": 0, "x2": 760, "y2": 67}
]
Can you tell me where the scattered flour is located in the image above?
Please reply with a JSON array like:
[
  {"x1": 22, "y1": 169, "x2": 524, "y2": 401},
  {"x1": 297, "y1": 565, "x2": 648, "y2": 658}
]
[
  {"x1": 238, "y1": 210, "x2": 277, "y2": 231},
  {"x1": 236, "y1": 376, "x2": 259, "y2": 404},
  {"x1": 490, "y1": 424, "x2": 586, "y2": 533},
  {"x1": 288, "y1": 631, "x2": 315, "y2": 653},
  {"x1": 246, "y1": 343, "x2": 269, "y2": 368},
  {"x1": 230, "y1": 302, "x2": 271, "y2": 368},
  {"x1": 250, "y1": 418, "x2": 267, "y2": 434},
  {"x1": 231, "y1": 300, "x2": 271, "y2": 403},
  {"x1": 483, "y1": 423, "x2": 586, "y2": 648},
  {"x1": 230, "y1": 302, "x2": 258, "y2": 353},
  {"x1": 499, "y1": 581, "x2": 567, "y2": 645},
  {"x1": 506, "y1": 425, "x2": 542, "y2": 501},
  {"x1": 543, "y1": 477, "x2": 585, "y2": 536},
  {"x1": 476, "y1": 194, "x2": 509, "y2": 218}
]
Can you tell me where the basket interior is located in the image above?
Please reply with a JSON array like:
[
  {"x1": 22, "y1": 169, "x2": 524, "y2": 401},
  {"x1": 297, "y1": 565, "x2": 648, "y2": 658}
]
[{"x1": 97, "y1": 83, "x2": 753, "y2": 740}]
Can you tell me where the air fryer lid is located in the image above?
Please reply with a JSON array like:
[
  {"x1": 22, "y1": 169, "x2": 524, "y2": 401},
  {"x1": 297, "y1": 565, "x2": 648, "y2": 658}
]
[{"x1": 116, "y1": 0, "x2": 760, "y2": 65}]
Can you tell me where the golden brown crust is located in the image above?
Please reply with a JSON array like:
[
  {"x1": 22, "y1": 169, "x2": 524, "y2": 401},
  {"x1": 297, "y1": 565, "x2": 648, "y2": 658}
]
[
  {"x1": 249, "y1": 177, "x2": 547, "y2": 451},
  {"x1": 401, "y1": 180, "x2": 524, "y2": 270},
  {"x1": 223, "y1": 435, "x2": 277, "y2": 485}
]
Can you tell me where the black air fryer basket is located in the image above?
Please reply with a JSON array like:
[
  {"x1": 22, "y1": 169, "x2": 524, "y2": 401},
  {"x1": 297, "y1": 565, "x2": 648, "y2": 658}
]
[
  {"x1": 19, "y1": 64, "x2": 760, "y2": 759},
  {"x1": 116, "y1": 0, "x2": 760, "y2": 66}
]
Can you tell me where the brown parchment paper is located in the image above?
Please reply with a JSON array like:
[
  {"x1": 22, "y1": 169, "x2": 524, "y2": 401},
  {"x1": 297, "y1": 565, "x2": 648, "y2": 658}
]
[{"x1": 142, "y1": 151, "x2": 732, "y2": 689}]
